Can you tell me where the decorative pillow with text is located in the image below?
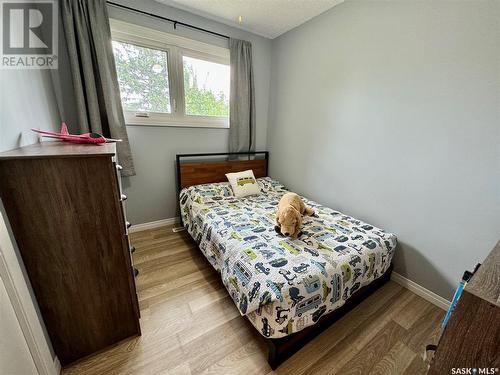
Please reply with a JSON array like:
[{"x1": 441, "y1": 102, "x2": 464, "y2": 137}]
[{"x1": 225, "y1": 170, "x2": 261, "y2": 198}]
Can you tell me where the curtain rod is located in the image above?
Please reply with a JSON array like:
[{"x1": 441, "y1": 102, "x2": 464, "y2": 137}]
[{"x1": 106, "y1": 1, "x2": 230, "y2": 40}]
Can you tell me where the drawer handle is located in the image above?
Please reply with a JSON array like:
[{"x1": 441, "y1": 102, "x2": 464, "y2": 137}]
[
  {"x1": 121, "y1": 194, "x2": 127, "y2": 201},
  {"x1": 126, "y1": 221, "x2": 132, "y2": 229},
  {"x1": 130, "y1": 246, "x2": 136, "y2": 254},
  {"x1": 116, "y1": 164, "x2": 123, "y2": 171}
]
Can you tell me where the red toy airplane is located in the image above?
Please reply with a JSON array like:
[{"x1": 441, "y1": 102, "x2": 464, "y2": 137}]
[{"x1": 31, "y1": 123, "x2": 122, "y2": 144}]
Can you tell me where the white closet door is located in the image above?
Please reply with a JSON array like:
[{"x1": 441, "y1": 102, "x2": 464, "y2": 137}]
[{"x1": 0, "y1": 276, "x2": 38, "y2": 375}]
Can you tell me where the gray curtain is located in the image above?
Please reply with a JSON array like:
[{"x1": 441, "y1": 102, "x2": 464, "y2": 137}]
[
  {"x1": 229, "y1": 39, "x2": 256, "y2": 153},
  {"x1": 60, "y1": 0, "x2": 135, "y2": 176}
]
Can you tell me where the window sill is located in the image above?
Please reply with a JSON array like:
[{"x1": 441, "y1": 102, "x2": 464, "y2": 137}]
[{"x1": 123, "y1": 113, "x2": 229, "y2": 129}]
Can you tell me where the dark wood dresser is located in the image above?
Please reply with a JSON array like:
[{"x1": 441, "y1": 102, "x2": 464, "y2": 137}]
[
  {"x1": 0, "y1": 142, "x2": 140, "y2": 366},
  {"x1": 428, "y1": 241, "x2": 500, "y2": 374}
]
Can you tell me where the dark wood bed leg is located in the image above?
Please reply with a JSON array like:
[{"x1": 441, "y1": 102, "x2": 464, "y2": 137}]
[{"x1": 266, "y1": 340, "x2": 279, "y2": 370}]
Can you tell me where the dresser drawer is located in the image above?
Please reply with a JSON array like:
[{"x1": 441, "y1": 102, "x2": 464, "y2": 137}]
[{"x1": 0, "y1": 143, "x2": 141, "y2": 366}]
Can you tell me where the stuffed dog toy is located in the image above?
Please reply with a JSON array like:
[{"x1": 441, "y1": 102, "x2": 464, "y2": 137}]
[{"x1": 275, "y1": 192, "x2": 315, "y2": 239}]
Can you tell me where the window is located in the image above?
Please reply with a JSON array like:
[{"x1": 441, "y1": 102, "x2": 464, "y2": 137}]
[
  {"x1": 113, "y1": 41, "x2": 171, "y2": 114},
  {"x1": 110, "y1": 19, "x2": 230, "y2": 128},
  {"x1": 183, "y1": 55, "x2": 229, "y2": 117}
]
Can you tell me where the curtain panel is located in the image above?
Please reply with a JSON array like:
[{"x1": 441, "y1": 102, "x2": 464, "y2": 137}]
[
  {"x1": 60, "y1": 0, "x2": 135, "y2": 176},
  {"x1": 229, "y1": 38, "x2": 256, "y2": 153}
]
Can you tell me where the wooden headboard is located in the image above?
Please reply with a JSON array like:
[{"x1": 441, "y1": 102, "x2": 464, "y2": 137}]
[{"x1": 176, "y1": 151, "x2": 269, "y2": 193}]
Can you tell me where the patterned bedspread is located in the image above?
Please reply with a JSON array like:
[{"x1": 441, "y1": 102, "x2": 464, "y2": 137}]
[{"x1": 180, "y1": 178, "x2": 396, "y2": 338}]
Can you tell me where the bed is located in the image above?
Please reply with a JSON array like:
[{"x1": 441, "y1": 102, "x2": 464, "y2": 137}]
[{"x1": 176, "y1": 151, "x2": 396, "y2": 368}]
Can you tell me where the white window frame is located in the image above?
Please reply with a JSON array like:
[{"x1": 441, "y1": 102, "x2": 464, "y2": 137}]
[{"x1": 110, "y1": 19, "x2": 230, "y2": 129}]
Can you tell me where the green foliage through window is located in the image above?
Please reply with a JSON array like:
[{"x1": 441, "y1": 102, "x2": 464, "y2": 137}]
[
  {"x1": 113, "y1": 41, "x2": 171, "y2": 113},
  {"x1": 183, "y1": 62, "x2": 229, "y2": 117},
  {"x1": 113, "y1": 41, "x2": 229, "y2": 118}
]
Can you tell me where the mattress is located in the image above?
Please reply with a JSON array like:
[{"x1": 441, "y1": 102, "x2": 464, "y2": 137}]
[{"x1": 180, "y1": 178, "x2": 397, "y2": 339}]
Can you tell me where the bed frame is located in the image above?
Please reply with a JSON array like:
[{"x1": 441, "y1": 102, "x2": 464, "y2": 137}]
[{"x1": 175, "y1": 151, "x2": 394, "y2": 369}]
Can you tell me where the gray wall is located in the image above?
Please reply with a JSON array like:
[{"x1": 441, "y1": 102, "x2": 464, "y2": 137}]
[
  {"x1": 0, "y1": 70, "x2": 59, "y2": 150},
  {"x1": 267, "y1": 0, "x2": 500, "y2": 299},
  {"x1": 108, "y1": 0, "x2": 272, "y2": 224}
]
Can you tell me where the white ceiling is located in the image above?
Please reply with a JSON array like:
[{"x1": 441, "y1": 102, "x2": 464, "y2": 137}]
[{"x1": 155, "y1": 0, "x2": 344, "y2": 39}]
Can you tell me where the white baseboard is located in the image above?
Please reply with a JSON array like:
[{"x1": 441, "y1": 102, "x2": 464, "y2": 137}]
[
  {"x1": 129, "y1": 217, "x2": 179, "y2": 233},
  {"x1": 391, "y1": 271, "x2": 450, "y2": 311}
]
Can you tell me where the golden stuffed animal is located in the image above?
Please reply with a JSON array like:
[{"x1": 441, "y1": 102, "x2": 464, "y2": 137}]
[{"x1": 275, "y1": 192, "x2": 315, "y2": 239}]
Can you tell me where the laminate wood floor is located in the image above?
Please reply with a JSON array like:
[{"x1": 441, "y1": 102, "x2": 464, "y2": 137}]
[{"x1": 63, "y1": 225, "x2": 443, "y2": 375}]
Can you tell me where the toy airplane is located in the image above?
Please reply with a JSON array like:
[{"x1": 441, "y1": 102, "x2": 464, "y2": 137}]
[{"x1": 31, "y1": 123, "x2": 122, "y2": 144}]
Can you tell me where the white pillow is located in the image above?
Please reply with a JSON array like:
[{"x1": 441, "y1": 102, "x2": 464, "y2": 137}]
[{"x1": 225, "y1": 170, "x2": 261, "y2": 198}]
